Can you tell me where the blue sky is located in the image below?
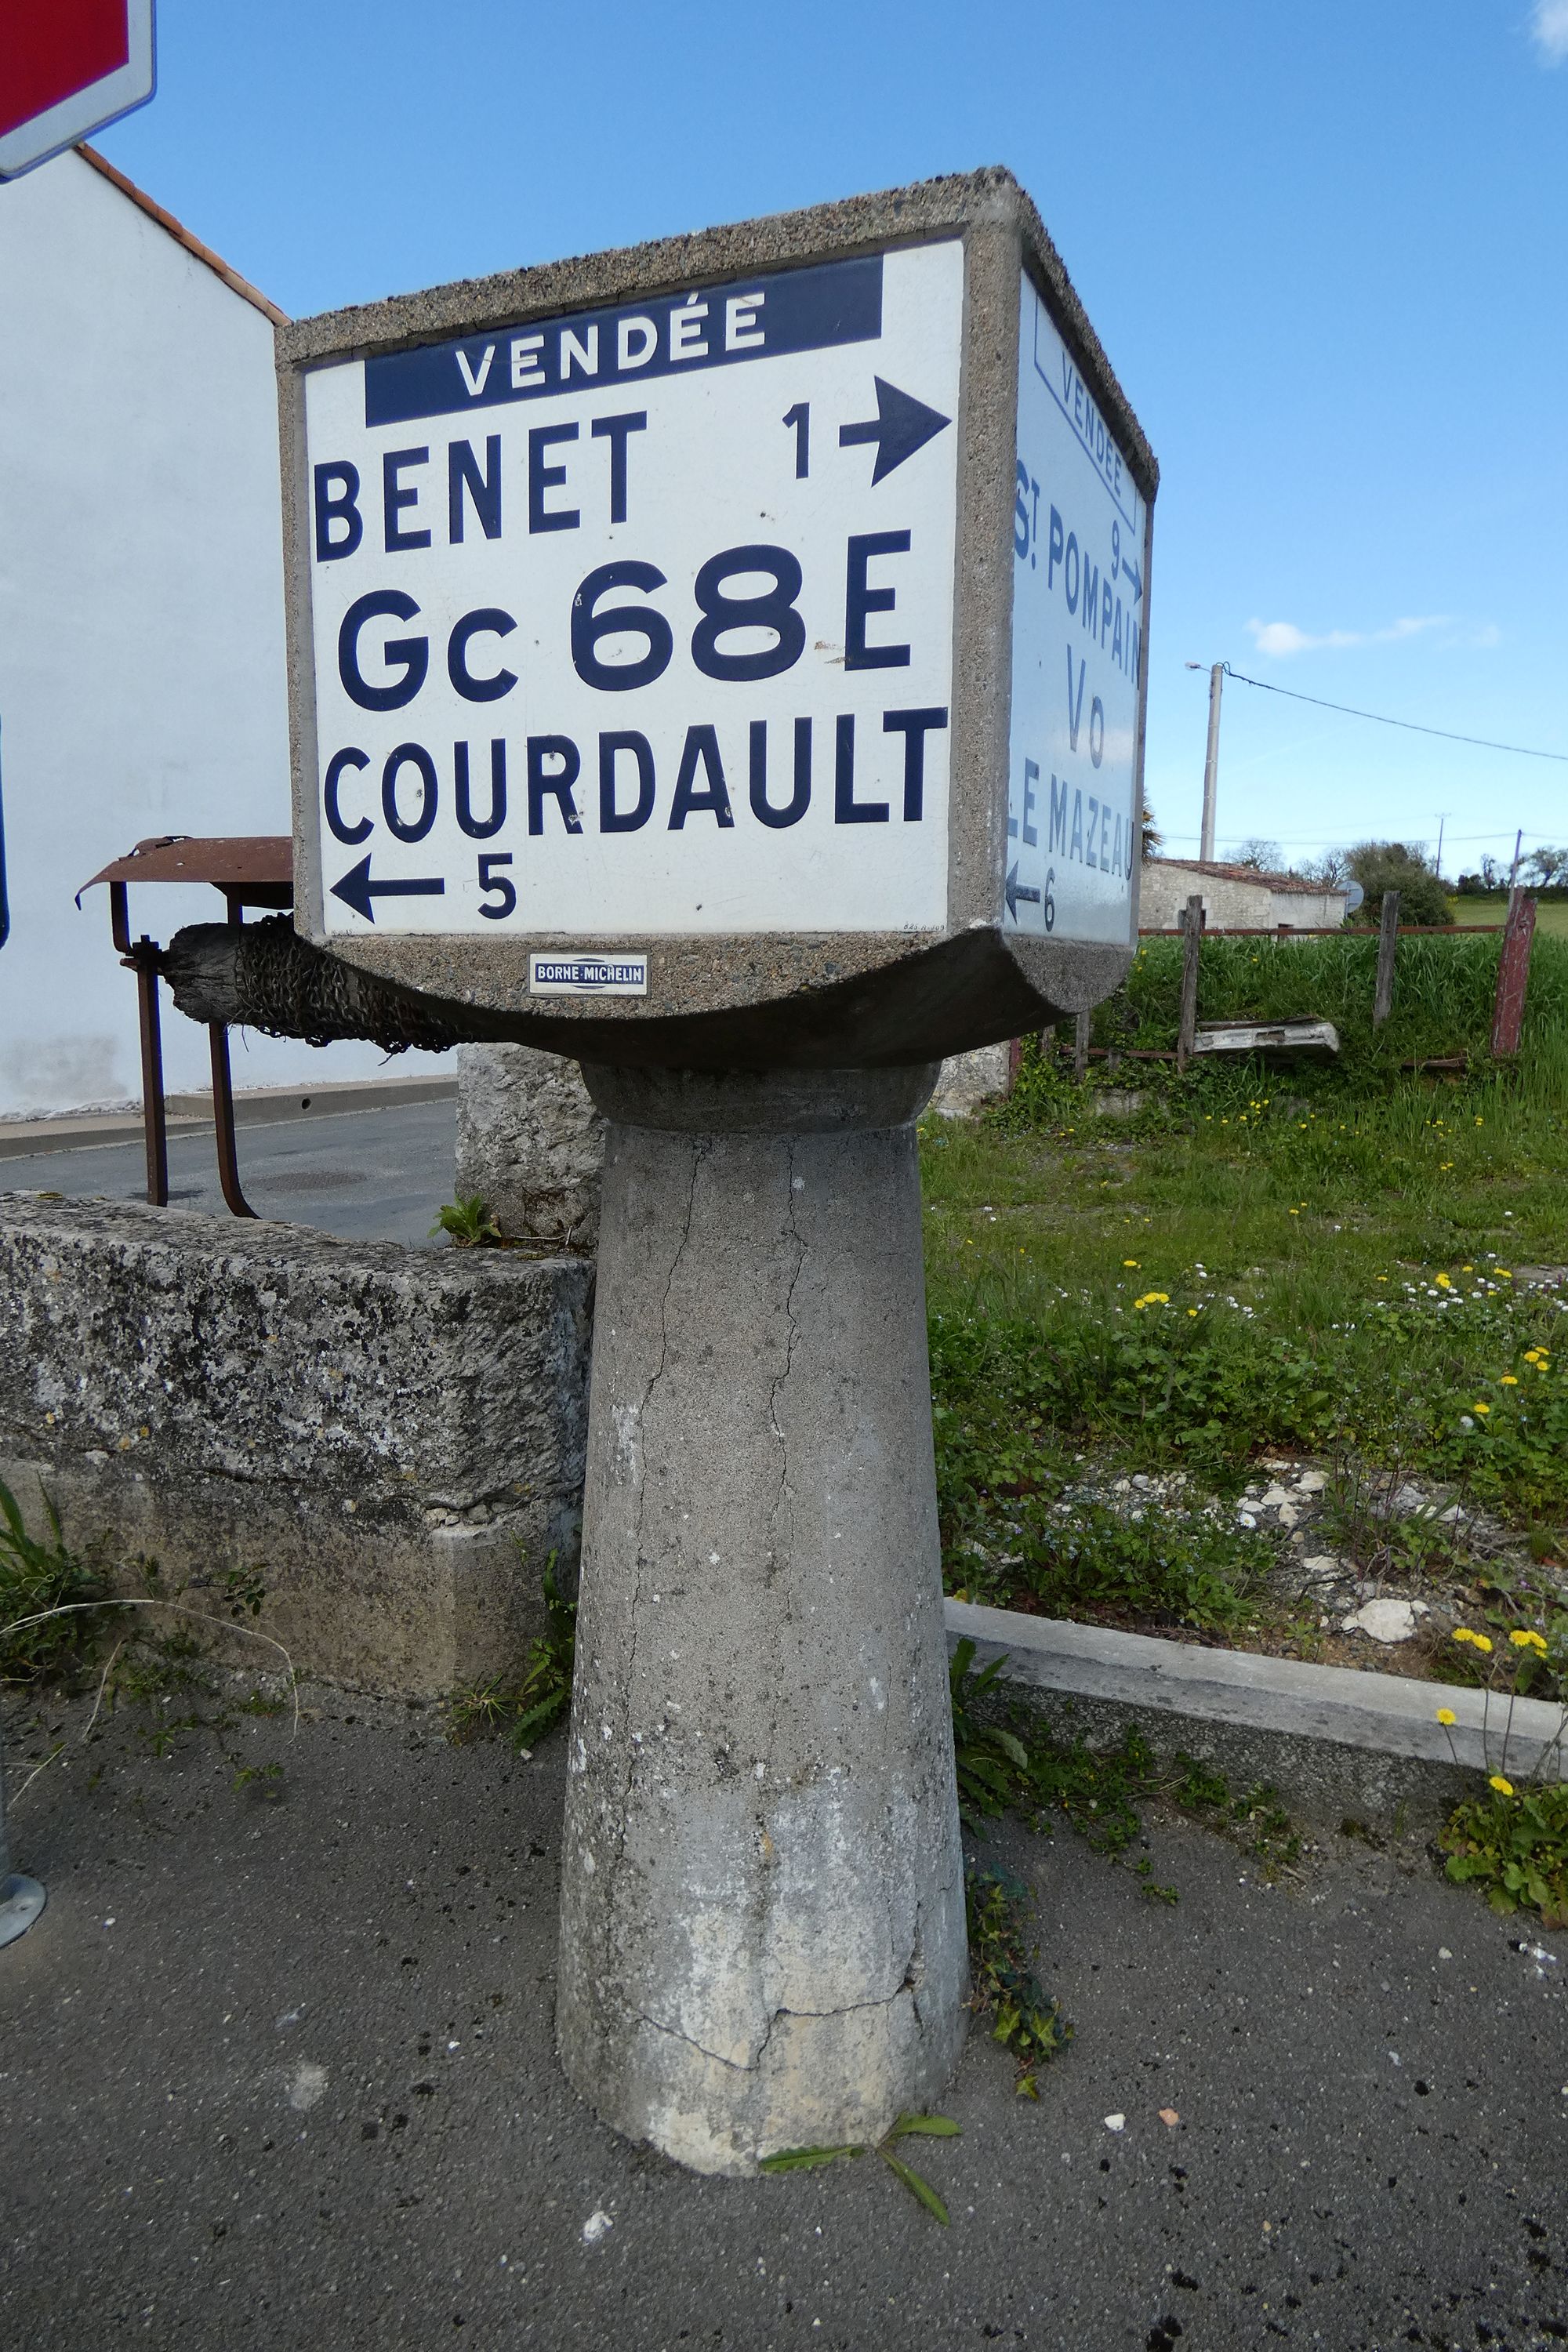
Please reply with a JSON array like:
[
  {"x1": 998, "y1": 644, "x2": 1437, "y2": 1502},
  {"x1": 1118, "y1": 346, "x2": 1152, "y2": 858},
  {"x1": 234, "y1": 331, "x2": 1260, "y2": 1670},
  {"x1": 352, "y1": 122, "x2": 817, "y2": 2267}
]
[{"x1": 95, "y1": 0, "x2": 1568, "y2": 873}]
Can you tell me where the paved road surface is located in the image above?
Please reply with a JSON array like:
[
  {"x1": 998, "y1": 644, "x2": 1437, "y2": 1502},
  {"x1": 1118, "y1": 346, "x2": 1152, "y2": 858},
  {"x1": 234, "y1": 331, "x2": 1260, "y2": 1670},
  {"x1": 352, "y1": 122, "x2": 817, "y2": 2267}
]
[
  {"x1": 0, "y1": 1098, "x2": 458, "y2": 1247},
  {"x1": 1, "y1": 1688, "x2": 1563, "y2": 2350}
]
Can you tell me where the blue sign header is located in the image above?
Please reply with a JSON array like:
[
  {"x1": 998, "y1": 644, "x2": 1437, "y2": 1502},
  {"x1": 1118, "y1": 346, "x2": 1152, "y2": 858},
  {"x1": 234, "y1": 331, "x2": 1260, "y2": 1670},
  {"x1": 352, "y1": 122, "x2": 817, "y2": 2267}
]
[{"x1": 363, "y1": 254, "x2": 885, "y2": 428}]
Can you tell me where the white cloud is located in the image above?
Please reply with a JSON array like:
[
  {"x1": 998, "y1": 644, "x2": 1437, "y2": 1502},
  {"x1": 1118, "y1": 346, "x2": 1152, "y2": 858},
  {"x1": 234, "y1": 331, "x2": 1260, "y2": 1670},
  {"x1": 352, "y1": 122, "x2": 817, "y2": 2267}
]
[
  {"x1": 1244, "y1": 614, "x2": 1450, "y2": 659},
  {"x1": 1531, "y1": 1, "x2": 1568, "y2": 64}
]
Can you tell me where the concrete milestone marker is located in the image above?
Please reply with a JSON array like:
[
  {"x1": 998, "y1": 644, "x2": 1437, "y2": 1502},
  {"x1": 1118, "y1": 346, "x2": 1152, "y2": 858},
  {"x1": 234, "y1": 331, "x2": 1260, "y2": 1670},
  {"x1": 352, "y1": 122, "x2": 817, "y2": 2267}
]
[{"x1": 278, "y1": 169, "x2": 1157, "y2": 2172}]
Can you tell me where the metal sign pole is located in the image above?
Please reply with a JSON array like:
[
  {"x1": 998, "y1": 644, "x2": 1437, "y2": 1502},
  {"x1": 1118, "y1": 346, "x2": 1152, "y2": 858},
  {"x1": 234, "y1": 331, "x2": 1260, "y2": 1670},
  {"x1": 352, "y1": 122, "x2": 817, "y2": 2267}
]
[{"x1": 0, "y1": 1708, "x2": 47, "y2": 1951}]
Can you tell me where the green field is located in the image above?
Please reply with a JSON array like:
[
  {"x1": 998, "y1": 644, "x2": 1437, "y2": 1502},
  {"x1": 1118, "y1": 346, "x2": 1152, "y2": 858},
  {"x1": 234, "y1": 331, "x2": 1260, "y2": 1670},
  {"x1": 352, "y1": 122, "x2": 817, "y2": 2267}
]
[
  {"x1": 1449, "y1": 892, "x2": 1568, "y2": 938},
  {"x1": 920, "y1": 1015, "x2": 1568, "y2": 1661}
]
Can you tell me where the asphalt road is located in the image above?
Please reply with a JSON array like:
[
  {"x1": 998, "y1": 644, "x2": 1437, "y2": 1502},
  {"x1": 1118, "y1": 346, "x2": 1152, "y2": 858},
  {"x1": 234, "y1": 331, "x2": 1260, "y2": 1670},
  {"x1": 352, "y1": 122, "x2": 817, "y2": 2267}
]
[
  {"x1": 0, "y1": 1098, "x2": 459, "y2": 1247},
  {"x1": 2, "y1": 1688, "x2": 1563, "y2": 2350}
]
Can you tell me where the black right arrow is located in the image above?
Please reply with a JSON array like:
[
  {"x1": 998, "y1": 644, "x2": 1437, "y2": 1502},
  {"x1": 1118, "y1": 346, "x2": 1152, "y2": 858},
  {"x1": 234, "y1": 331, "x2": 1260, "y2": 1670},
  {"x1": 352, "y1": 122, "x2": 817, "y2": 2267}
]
[
  {"x1": 839, "y1": 377, "x2": 951, "y2": 484},
  {"x1": 331, "y1": 855, "x2": 445, "y2": 924},
  {"x1": 1004, "y1": 862, "x2": 1042, "y2": 921}
]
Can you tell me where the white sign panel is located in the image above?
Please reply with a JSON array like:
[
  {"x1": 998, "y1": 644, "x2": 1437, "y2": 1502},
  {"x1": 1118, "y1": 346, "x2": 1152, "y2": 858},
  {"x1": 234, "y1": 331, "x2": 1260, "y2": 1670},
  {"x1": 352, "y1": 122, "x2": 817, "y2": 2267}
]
[
  {"x1": 1006, "y1": 275, "x2": 1146, "y2": 945},
  {"x1": 301, "y1": 242, "x2": 964, "y2": 937}
]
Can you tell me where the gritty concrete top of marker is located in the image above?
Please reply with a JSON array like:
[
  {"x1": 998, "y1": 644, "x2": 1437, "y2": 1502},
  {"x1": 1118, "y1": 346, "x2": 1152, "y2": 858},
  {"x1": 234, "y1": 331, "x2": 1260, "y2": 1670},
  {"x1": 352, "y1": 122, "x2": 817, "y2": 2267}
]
[{"x1": 277, "y1": 166, "x2": 1156, "y2": 503}]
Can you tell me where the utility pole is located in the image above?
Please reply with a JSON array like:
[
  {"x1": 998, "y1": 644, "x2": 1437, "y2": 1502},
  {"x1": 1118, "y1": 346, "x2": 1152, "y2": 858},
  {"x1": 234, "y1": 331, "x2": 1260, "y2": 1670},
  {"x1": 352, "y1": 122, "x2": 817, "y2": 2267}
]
[
  {"x1": 1434, "y1": 814, "x2": 1449, "y2": 879},
  {"x1": 1186, "y1": 662, "x2": 1225, "y2": 861}
]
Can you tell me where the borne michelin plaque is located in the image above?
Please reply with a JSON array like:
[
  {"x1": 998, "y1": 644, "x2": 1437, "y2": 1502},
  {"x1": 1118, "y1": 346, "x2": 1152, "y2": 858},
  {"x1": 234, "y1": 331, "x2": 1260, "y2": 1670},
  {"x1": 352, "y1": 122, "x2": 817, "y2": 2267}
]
[
  {"x1": 277, "y1": 171, "x2": 1157, "y2": 2176},
  {"x1": 281, "y1": 167, "x2": 1155, "y2": 1067}
]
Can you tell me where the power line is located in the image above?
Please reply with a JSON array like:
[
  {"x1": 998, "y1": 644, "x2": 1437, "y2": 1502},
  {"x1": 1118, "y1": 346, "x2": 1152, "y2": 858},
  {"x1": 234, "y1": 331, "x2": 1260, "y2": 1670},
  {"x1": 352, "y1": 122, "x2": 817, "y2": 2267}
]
[
  {"x1": 1220, "y1": 665, "x2": 1568, "y2": 765},
  {"x1": 1157, "y1": 828, "x2": 1555, "y2": 849}
]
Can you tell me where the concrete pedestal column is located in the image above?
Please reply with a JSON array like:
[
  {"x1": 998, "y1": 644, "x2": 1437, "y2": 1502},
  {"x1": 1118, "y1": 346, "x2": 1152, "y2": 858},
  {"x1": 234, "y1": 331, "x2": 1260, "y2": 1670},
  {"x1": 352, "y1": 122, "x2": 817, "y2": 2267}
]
[{"x1": 557, "y1": 1064, "x2": 967, "y2": 2176}]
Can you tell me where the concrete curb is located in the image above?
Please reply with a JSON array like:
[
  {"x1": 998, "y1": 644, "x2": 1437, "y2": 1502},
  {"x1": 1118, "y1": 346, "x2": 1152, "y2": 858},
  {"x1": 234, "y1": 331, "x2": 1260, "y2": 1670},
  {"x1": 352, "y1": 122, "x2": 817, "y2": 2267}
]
[
  {"x1": 0, "y1": 1074, "x2": 457, "y2": 1160},
  {"x1": 945, "y1": 1596, "x2": 1566, "y2": 1791}
]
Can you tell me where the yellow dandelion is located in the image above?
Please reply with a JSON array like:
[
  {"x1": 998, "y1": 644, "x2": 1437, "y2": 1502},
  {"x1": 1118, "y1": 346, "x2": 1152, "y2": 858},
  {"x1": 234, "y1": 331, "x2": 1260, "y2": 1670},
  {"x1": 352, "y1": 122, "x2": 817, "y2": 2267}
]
[
  {"x1": 1436, "y1": 1708, "x2": 1457, "y2": 1726},
  {"x1": 1288, "y1": 1208, "x2": 1300, "y2": 1216},
  {"x1": 1489, "y1": 1774, "x2": 1514, "y2": 1797},
  {"x1": 1501, "y1": 1374, "x2": 1519, "y2": 1385},
  {"x1": 1473, "y1": 1635, "x2": 1494, "y2": 1653},
  {"x1": 1123, "y1": 1259, "x2": 1140, "y2": 1268},
  {"x1": 1436, "y1": 1272, "x2": 1453, "y2": 1289},
  {"x1": 1187, "y1": 1308, "x2": 1199, "y2": 1318},
  {"x1": 1453, "y1": 1628, "x2": 1475, "y2": 1645},
  {"x1": 1524, "y1": 1349, "x2": 1543, "y2": 1363},
  {"x1": 1497, "y1": 1269, "x2": 1513, "y2": 1279},
  {"x1": 1461, "y1": 1265, "x2": 1473, "y2": 1272},
  {"x1": 1472, "y1": 1402, "x2": 1491, "y2": 1415}
]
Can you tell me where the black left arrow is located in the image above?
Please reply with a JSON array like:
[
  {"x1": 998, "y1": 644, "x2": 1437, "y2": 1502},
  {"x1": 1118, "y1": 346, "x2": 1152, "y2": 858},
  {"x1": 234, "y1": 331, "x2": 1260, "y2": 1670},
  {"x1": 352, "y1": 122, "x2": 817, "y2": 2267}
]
[
  {"x1": 839, "y1": 376, "x2": 951, "y2": 484},
  {"x1": 1004, "y1": 862, "x2": 1042, "y2": 922},
  {"x1": 330, "y1": 855, "x2": 445, "y2": 924}
]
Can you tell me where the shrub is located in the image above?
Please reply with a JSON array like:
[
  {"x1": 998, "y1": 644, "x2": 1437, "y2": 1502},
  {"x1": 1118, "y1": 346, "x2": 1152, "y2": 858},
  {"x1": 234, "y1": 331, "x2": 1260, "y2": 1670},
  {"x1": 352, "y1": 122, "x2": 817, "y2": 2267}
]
[{"x1": 1348, "y1": 842, "x2": 1454, "y2": 929}]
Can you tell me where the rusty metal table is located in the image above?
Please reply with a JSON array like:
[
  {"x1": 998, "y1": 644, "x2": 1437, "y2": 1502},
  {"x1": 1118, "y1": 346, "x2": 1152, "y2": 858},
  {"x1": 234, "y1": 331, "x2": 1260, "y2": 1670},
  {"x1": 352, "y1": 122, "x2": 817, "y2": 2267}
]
[{"x1": 78, "y1": 836, "x2": 293, "y2": 1217}]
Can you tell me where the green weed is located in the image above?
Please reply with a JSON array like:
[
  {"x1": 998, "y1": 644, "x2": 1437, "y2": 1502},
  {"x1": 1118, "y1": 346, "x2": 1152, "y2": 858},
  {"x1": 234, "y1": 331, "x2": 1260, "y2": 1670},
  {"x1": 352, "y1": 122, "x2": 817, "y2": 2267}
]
[
  {"x1": 0, "y1": 1475, "x2": 101, "y2": 1682},
  {"x1": 430, "y1": 1193, "x2": 503, "y2": 1247},
  {"x1": 965, "y1": 1864, "x2": 1071, "y2": 2096},
  {"x1": 446, "y1": 1555, "x2": 577, "y2": 1752},
  {"x1": 760, "y1": 2111, "x2": 962, "y2": 2225},
  {"x1": 949, "y1": 1638, "x2": 1298, "y2": 1882},
  {"x1": 1441, "y1": 1782, "x2": 1568, "y2": 1926}
]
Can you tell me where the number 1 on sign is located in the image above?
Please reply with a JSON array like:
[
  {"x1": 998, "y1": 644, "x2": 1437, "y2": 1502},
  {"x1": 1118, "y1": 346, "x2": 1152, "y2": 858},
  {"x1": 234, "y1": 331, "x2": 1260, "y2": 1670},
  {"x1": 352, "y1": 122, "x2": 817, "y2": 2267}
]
[{"x1": 782, "y1": 403, "x2": 810, "y2": 479}]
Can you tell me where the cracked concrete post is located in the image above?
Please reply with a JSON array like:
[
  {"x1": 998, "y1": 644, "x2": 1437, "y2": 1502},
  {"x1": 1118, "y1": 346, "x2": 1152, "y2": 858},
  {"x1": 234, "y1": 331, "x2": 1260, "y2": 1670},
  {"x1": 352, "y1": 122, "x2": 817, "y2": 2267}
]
[{"x1": 557, "y1": 1063, "x2": 967, "y2": 2175}]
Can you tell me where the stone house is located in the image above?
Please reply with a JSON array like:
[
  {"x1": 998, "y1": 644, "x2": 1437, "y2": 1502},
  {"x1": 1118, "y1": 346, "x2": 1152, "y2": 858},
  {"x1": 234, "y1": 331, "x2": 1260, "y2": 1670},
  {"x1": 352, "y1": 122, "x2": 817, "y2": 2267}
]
[{"x1": 1138, "y1": 857, "x2": 1348, "y2": 933}]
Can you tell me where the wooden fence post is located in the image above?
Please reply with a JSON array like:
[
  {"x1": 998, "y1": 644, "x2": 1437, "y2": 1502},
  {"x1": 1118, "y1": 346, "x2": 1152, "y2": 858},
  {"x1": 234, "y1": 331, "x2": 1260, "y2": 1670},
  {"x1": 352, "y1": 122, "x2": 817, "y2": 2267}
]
[
  {"x1": 1073, "y1": 1009, "x2": 1091, "y2": 1081},
  {"x1": 1177, "y1": 894, "x2": 1204, "y2": 1072},
  {"x1": 1490, "y1": 889, "x2": 1537, "y2": 1057},
  {"x1": 1373, "y1": 889, "x2": 1400, "y2": 1028}
]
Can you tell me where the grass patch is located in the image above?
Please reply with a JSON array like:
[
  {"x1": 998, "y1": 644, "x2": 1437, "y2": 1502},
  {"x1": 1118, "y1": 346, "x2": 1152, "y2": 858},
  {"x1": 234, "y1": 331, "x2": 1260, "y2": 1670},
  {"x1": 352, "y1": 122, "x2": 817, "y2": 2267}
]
[
  {"x1": 1450, "y1": 891, "x2": 1568, "y2": 940},
  {"x1": 0, "y1": 1476, "x2": 294, "y2": 1798},
  {"x1": 924, "y1": 1032, "x2": 1568, "y2": 1638},
  {"x1": 951, "y1": 1639, "x2": 1301, "y2": 1883},
  {"x1": 1010, "y1": 926, "x2": 1568, "y2": 1091},
  {"x1": 0, "y1": 1475, "x2": 103, "y2": 1682}
]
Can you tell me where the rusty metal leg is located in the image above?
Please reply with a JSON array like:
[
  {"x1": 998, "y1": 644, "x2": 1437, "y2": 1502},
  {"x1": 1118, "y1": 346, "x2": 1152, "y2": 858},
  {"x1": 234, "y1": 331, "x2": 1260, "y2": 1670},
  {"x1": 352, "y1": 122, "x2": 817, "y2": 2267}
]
[
  {"x1": 209, "y1": 1022, "x2": 257, "y2": 1218},
  {"x1": 136, "y1": 940, "x2": 169, "y2": 1207}
]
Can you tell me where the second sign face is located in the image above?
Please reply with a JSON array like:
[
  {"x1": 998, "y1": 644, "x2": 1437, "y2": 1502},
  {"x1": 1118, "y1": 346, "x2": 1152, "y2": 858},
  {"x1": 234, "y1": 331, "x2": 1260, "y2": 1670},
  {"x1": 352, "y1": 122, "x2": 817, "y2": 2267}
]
[{"x1": 303, "y1": 240, "x2": 964, "y2": 938}]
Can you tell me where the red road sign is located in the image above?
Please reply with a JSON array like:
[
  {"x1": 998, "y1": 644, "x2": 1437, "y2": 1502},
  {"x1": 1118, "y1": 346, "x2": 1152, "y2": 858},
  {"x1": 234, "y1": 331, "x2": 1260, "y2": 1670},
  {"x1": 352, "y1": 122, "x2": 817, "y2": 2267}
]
[{"x1": 0, "y1": 0, "x2": 155, "y2": 180}]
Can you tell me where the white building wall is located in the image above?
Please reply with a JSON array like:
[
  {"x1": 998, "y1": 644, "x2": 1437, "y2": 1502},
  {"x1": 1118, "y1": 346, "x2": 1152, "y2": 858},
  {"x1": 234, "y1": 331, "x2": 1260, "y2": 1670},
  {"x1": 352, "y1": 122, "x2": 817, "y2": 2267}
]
[
  {"x1": 1139, "y1": 863, "x2": 1272, "y2": 931},
  {"x1": 0, "y1": 151, "x2": 449, "y2": 1116},
  {"x1": 1138, "y1": 860, "x2": 1346, "y2": 934}
]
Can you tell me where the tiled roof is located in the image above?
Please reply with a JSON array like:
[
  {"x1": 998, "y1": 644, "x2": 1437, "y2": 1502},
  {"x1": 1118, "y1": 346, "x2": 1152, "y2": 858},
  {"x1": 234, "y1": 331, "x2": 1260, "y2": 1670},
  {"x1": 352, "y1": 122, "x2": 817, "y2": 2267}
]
[
  {"x1": 1150, "y1": 858, "x2": 1343, "y2": 897},
  {"x1": 76, "y1": 145, "x2": 286, "y2": 325}
]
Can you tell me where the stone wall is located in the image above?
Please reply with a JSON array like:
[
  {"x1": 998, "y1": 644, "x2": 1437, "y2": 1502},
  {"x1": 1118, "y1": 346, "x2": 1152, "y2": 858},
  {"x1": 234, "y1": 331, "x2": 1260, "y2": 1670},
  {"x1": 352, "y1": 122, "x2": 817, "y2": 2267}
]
[
  {"x1": 456, "y1": 1039, "x2": 1011, "y2": 1257},
  {"x1": 455, "y1": 1044, "x2": 606, "y2": 1247},
  {"x1": 0, "y1": 1194, "x2": 593, "y2": 1697},
  {"x1": 927, "y1": 1043, "x2": 1012, "y2": 1116}
]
